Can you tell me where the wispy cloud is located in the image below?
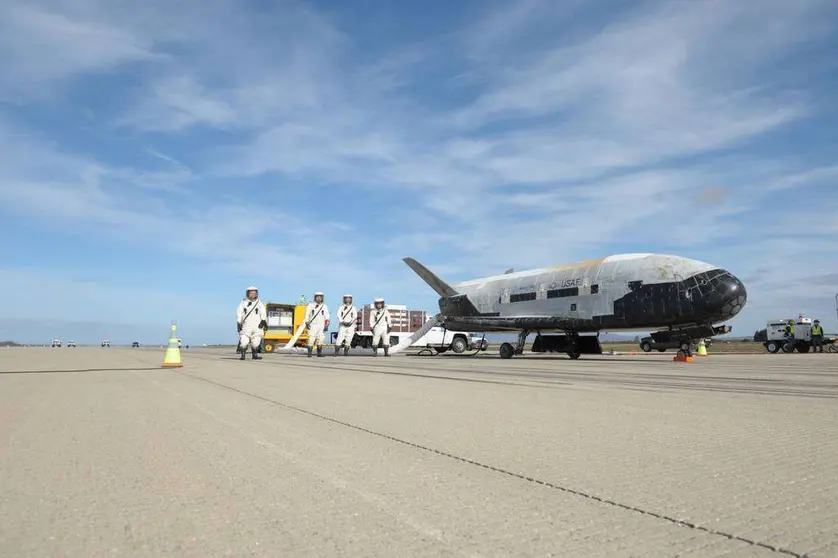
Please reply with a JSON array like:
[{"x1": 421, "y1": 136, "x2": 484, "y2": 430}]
[{"x1": 0, "y1": 0, "x2": 836, "y2": 341}]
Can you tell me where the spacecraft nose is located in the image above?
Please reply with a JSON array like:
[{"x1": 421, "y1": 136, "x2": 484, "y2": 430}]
[{"x1": 693, "y1": 269, "x2": 747, "y2": 321}]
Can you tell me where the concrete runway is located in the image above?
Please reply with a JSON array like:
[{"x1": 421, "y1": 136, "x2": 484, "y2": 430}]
[{"x1": 1, "y1": 347, "x2": 837, "y2": 557}]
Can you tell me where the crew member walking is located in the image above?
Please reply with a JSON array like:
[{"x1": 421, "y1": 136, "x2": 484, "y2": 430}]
[
  {"x1": 334, "y1": 294, "x2": 357, "y2": 356},
  {"x1": 236, "y1": 286, "x2": 267, "y2": 360},
  {"x1": 370, "y1": 297, "x2": 392, "y2": 357},
  {"x1": 305, "y1": 292, "x2": 330, "y2": 357}
]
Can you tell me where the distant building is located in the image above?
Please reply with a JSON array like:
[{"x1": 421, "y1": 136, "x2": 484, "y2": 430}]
[{"x1": 356, "y1": 304, "x2": 428, "y2": 333}]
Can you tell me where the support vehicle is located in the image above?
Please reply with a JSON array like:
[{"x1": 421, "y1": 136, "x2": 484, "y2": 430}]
[
  {"x1": 101, "y1": 340, "x2": 111, "y2": 347},
  {"x1": 51, "y1": 339, "x2": 62, "y2": 347},
  {"x1": 403, "y1": 252, "x2": 746, "y2": 360},
  {"x1": 334, "y1": 319, "x2": 489, "y2": 353},
  {"x1": 67, "y1": 340, "x2": 76, "y2": 347},
  {"x1": 261, "y1": 302, "x2": 309, "y2": 352},
  {"x1": 638, "y1": 328, "x2": 723, "y2": 353},
  {"x1": 411, "y1": 324, "x2": 489, "y2": 354},
  {"x1": 763, "y1": 318, "x2": 835, "y2": 353}
]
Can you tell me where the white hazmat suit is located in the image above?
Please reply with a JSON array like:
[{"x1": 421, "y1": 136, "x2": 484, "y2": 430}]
[
  {"x1": 334, "y1": 296, "x2": 358, "y2": 355},
  {"x1": 236, "y1": 288, "x2": 267, "y2": 359},
  {"x1": 305, "y1": 295, "x2": 330, "y2": 357},
  {"x1": 370, "y1": 301, "x2": 392, "y2": 356}
]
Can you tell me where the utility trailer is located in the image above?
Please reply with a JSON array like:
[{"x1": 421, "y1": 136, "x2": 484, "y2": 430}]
[
  {"x1": 261, "y1": 302, "x2": 309, "y2": 352},
  {"x1": 763, "y1": 317, "x2": 834, "y2": 353}
]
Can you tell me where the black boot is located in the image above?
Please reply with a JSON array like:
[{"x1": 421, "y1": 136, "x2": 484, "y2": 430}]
[
  {"x1": 252, "y1": 348, "x2": 262, "y2": 360},
  {"x1": 334, "y1": 346, "x2": 340, "y2": 356},
  {"x1": 239, "y1": 348, "x2": 246, "y2": 360},
  {"x1": 307, "y1": 346, "x2": 313, "y2": 358},
  {"x1": 317, "y1": 346, "x2": 323, "y2": 357},
  {"x1": 343, "y1": 346, "x2": 349, "y2": 356},
  {"x1": 384, "y1": 345, "x2": 390, "y2": 357}
]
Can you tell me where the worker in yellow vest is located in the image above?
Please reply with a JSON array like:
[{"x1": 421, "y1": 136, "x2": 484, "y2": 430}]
[
  {"x1": 811, "y1": 319, "x2": 824, "y2": 353},
  {"x1": 783, "y1": 319, "x2": 795, "y2": 352}
]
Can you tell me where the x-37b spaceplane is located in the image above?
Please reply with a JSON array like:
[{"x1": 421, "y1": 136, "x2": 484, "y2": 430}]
[{"x1": 403, "y1": 253, "x2": 746, "y2": 359}]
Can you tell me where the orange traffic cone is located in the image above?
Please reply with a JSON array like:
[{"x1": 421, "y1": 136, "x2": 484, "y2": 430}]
[{"x1": 162, "y1": 322, "x2": 183, "y2": 368}]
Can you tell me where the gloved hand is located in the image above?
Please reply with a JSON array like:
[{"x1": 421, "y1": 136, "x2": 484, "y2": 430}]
[
  {"x1": 237, "y1": 322, "x2": 242, "y2": 333},
  {"x1": 305, "y1": 322, "x2": 310, "y2": 329},
  {"x1": 259, "y1": 320, "x2": 267, "y2": 330}
]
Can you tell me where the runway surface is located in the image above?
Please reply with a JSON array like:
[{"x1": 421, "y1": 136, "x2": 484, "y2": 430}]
[{"x1": 1, "y1": 347, "x2": 837, "y2": 557}]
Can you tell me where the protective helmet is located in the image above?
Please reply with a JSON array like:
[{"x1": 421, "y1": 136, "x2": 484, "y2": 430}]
[
  {"x1": 246, "y1": 286, "x2": 258, "y2": 291},
  {"x1": 343, "y1": 294, "x2": 353, "y2": 302},
  {"x1": 374, "y1": 297, "x2": 385, "y2": 307},
  {"x1": 814, "y1": 319, "x2": 819, "y2": 323},
  {"x1": 374, "y1": 297, "x2": 384, "y2": 303},
  {"x1": 313, "y1": 291, "x2": 324, "y2": 301}
]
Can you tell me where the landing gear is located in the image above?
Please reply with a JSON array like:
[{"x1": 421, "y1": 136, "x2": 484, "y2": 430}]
[
  {"x1": 565, "y1": 332, "x2": 581, "y2": 360},
  {"x1": 499, "y1": 329, "x2": 529, "y2": 359}
]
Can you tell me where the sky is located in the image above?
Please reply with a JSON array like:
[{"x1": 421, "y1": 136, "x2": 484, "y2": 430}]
[{"x1": 1, "y1": 0, "x2": 837, "y2": 345}]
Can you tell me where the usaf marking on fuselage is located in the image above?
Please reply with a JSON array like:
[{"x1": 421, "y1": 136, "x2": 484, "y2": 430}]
[{"x1": 403, "y1": 253, "x2": 747, "y2": 359}]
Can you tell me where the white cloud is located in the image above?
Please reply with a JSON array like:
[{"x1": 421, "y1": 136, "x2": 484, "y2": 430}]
[{"x1": 1, "y1": 0, "x2": 837, "y2": 338}]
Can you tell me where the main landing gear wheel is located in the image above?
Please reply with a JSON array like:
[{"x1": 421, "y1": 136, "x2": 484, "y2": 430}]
[
  {"x1": 567, "y1": 351, "x2": 581, "y2": 360},
  {"x1": 499, "y1": 343, "x2": 515, "y2": 359}
]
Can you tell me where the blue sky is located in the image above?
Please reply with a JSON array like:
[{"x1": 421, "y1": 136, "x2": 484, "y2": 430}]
[{"x1": 1, "y1": 0, "x2": 837, "y2": 345}]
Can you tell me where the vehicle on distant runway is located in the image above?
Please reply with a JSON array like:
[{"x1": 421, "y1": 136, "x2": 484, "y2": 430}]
[
  {"x1": 101, "y1": 340, "x2": 111, "y2": 347},
  {"x1": 132, "y1": 341, "x2": 140, "y2": 348},
  {"x1": 67, "y1": 340, "x2": 76, "y2": 347},
  {"x1": 51, "y1": 339, "x2": 62, "y2": 348},
  {"x1": 404, "y1": 253, "x2": 746, "y2": 360}
]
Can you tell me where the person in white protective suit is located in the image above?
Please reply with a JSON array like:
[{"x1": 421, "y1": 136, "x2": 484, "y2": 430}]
[
  {"x1": 236, "y1": 286, "x2": 267, "y2": 360},
  {"x1": 334, "y1": 294, "x2": 358, "y2": 356},
  {"x1": 369, "y1": 297, "x2": 392, "y2": 356},
  {"x1": 304, "y1": 292, "x2": 330, "y2": 357}
]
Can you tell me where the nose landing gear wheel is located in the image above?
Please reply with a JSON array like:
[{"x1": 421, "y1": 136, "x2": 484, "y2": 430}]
[{"x1": 499, "y1": 342, "x2": 515, "y2": 359}]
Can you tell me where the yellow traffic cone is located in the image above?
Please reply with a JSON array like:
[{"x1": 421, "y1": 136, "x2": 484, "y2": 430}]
[
  {"x1": 696, "y1": 340, "x2": 708, "y2": 356},
  {"x1": 162, "y1": 322, "x2": 183, "y2": 368}
]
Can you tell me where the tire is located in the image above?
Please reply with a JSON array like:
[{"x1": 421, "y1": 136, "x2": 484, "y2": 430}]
[
  {"x1": 499, "y1": 342, "x2": 514, "y2": 359},
  {"x1": 263, "y1": 343, "x2": 274, "y2": 353},
  {"x1": 640, "y1": 342, "x2": 652, "y2": 352},
  {"x1": 796, "y1": 342, "x2": 810, "y2": 353},
  {"x1": 451, "y1": 336, "x2": 467, "y2": 354},
  {"x1": 567, "y1": 351, "x2": 581, "y2": 360},
  {"x1": 766, "y1": 341, "x2": 780, "y2": 353},
  {"x1": 827, "y1": 345, "x2": 837, "y2": 353}
]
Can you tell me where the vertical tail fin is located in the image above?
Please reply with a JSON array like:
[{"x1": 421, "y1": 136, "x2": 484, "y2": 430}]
[{"x1": 402, "y1": 258, "x2": 459, "y2": 297}]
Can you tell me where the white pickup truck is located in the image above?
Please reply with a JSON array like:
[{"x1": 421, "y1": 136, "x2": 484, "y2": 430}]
[
  {"x1": 411, "y1": 326, "x2": 488, "y2": 354},
  {"x1": 333, "y1": 325, "x2": 488, "y2": 353}
]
